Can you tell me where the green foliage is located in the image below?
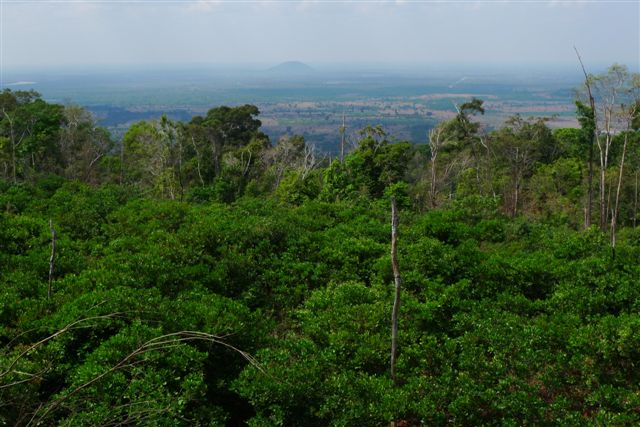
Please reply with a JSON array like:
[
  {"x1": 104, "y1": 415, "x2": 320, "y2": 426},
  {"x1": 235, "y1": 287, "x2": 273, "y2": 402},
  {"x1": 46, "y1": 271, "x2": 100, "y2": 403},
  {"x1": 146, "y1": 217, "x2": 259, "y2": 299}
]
[
  {"x1": 275, "y1": 169, "x2": 323, "y2": 205},
  {"x1": 554, "y1": 127, "x2": 586, "y2": 159},
  {"x1": 2, "y1": 79, "x2": 640, "y2": 425},
  {"x1": 322, "y1": 132, "x2": 412, "y2": 201},
  {"x1": 2, "y1": 178, "x2": 640, "y2": 425},
  {"x1": 234, "y1": 283, "x2": 401, "y2": 426}
]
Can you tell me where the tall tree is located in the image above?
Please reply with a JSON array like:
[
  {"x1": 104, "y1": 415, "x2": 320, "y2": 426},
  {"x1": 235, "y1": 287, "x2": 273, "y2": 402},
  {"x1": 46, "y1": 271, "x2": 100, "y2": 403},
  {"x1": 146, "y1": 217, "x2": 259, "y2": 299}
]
[
  {"x1": 59, "y1": 105, "x2": 113, "y2": 183},
  {"x1": 389, "y1": 196, "x2": 401, "y2": 385},
  {"x1": 202, "y1": 105, "x2": 264, "y2": 177},
  {"x1": 447, "y1": 98, "x2": 487, "y2": 194},
  {"x1": 123, "y1": 119, "x2": 182, "y2": 198},
  {"x1": 611, "y1": 73, "x2": 640, "y2": 248},
  {"x1": 577, "y1": 64, "x2": 634, "y2": 229},
  {"x1": 0, "y1": 90, "x2": 63, "y2": 181},
  {"x1": 575, "y1": 47, "x2": 597, "y2": 228},
  {"x1": 493, "y1": 116, "x2": 555, "y2": 216}
]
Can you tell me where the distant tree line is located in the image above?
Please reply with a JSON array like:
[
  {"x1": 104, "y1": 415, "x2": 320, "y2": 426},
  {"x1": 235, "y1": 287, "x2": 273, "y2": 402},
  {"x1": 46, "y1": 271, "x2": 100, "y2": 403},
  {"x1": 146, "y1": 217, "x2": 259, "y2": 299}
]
[{"x1": 1, "y1": 64, "x2": 639, "y2": 231}]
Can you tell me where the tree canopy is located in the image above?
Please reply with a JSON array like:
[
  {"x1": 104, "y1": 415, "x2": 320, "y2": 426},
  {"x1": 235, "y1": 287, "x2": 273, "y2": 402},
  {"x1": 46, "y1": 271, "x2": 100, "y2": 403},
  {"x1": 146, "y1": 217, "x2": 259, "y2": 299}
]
[{"x1": 2, "y1": 74, "x2": 640, "y2": 425}]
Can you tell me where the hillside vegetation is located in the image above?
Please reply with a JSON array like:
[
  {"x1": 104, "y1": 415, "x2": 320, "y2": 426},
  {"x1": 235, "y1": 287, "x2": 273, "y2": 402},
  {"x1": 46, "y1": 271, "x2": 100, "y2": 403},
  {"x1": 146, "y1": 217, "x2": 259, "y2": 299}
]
[{"x1": 1, "y1": 65, "x2": 640, "y2": 425}]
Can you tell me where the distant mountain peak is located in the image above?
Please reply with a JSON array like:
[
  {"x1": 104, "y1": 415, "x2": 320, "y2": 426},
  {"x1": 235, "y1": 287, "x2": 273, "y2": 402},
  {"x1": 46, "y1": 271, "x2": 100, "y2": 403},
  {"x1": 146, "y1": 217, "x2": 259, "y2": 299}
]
[{"x1": 268, "y1": 61, "x2": 314, "y2": 74}]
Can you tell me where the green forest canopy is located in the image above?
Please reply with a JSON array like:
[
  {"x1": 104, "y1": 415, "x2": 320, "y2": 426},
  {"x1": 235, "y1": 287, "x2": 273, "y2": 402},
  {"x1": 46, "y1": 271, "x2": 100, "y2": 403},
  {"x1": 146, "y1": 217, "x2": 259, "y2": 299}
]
[{"x1": 1, "y1": 64, "x2": 640, "y2": 425}]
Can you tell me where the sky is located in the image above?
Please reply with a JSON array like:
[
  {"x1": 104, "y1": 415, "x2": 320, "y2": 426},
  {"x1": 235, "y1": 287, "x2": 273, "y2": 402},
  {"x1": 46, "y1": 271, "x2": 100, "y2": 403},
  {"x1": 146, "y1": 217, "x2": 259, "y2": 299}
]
[{"x1": 1, "y1": 0, "x2": 639, "y2": 70}]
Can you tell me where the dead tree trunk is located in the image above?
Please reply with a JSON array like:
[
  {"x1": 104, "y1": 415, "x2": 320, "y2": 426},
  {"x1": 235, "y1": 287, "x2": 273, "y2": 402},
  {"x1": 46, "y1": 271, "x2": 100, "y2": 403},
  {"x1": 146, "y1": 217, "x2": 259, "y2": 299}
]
[
  {"x1": 587, "y1": 140, "x2": 595, "y2": 229},
  {"x1": 390, "y1": 196, "x2": 401, "y2": 384},
  {"x1": 512, "y1": 146, "x2": 520, "y2": 217},
  {"x1": 48, "y1": 220, "x2": 57, "y2": 300},
  {"x1": 340, "y1": 113, "x2": 346, "y2": 162},
  {"x1": 634, "y1": 171, "x2": 638, "y2": 229},
  {"x1": 389, "y1": 196, "x2": 402, "y2": 427},
  {"x1": 575, "y1": 47, "x2": 596, "y2": 229},
  {"x1": 612, "y1": 131, "x2": 629, "y2": 250},
  {"x1": 191, "y1": 136, "x2": 205, "y2": 186},
  {"x1": 606, "y1": 171, "x2": 612, "y2": 227},
  {"x1": 119, "y1": 141, "x2": 125, "y2": 185},
  {"x1": 3, "y1": 109, "x2": 22, "y2": 184},
  {"x1": 428, "y1": 126, "x2": 444, "y2": 208}
]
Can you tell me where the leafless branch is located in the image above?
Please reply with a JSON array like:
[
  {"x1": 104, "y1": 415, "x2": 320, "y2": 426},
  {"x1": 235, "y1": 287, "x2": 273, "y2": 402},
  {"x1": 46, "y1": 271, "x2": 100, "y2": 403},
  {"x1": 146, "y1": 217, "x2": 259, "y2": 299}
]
[{"x1": 27, "y1": 331, "x2": 263, "y2": 426}]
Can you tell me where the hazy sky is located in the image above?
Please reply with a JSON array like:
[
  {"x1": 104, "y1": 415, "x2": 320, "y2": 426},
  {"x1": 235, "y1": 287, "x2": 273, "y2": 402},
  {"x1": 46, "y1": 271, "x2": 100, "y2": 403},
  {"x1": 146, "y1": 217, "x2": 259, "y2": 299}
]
[{"x1": 2, "y1": 0, "x2": 639, "y2": 70}]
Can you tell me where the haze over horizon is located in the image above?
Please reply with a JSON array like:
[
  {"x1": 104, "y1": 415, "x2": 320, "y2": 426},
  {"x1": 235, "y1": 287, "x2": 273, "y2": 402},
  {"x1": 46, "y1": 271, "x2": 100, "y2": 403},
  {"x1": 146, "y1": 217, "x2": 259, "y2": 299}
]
[{"x1": 1, "y1": 0, "x2": 638, "y2": 75}]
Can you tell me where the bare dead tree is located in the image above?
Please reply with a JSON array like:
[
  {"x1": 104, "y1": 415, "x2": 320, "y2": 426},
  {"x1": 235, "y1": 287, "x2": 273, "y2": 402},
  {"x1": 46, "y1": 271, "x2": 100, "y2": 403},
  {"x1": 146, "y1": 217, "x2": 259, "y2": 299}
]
[
  {"x1": 513, "y1": 146, "x2": 522, "y2": 217},
  {"x1": 634, "y1": 171, "x2": 638, "y2": 229},
  {"x1": 339, "y1": 113, "x2": 346, "y2": 162},
  {"x1": 59, "y1": 106, "x2": 112, "y2": 184},
  {"x1": 2, "y1": 108, "x2": 31, "y2": 183},
  {"x1": 190, "y1": 136, "x2": 205, "y2": 186},
  {"x1": 48, "y1": 220, "x2": 56, "y2": 301},
  {"x1": 595, "y1": 66, "x2": 629, "y2": 229},
  {"x1": 574, "y1": 47, "x2": 596, "y2": 229},
  {"x1": 272, "y1": 138, "x2": 293, "y2": 188},
  {"x1": 507, "y1": 144, "x2": 534, "y2": 217},
  {"x1": 428, "y1": 125, "x2": 446, "y2": 208},
  {"x1": 120, "y1": 139, "x2": 125, "y2": 185},
  {"x1": 301, "y1": 143, "x2": 321, "y2": 180},
  {"x1": 240, "y1": 148, "x2": 253, "y2": 178},
  {"x1": 612, "y1": 132, "x2": 627, "y2": 250},
  {"x1": 265, "y1": 135, "x2": 320, "y2": 188},
  {"x1": 389, "y1": 196, "x2": 403, "y2": 427},
  {"x1": 157, "y1": 118, "x2": 182, "y2": 200},
  {"x1": 390, "y1": 196, "x2": 401, "y2": 385}
]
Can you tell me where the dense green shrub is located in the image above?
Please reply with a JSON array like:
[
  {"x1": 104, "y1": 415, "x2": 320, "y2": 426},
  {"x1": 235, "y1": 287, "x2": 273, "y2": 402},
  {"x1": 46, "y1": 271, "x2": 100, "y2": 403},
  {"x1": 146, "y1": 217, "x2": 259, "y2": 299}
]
[{"x1": 2, "y1": 179, "x2": 640, "y2": 426}]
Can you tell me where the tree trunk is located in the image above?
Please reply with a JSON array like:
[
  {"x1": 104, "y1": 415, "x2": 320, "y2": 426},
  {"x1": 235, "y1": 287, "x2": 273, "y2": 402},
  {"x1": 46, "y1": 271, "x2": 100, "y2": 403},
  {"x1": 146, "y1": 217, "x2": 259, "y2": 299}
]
[
  {"x1": 600, "y1": 150, "x2": 607, "y2": 229},
  {"x1": 191, "y1": 137, "x2": 205, "y2": 186},
  {"x1": 430, "y1": 154, "x2": 438, "y2": 208},
  {"x1": 611, "y1": 209, "x2": 616, "y2": 256},
  {"x1": 606, "y1": 168, "x2": 612, "y2": 228},
  {"x1": 48, "y1": 220, "x2": 57, "y2": 300},
  {"x1": 389, "y1": 196, "x2": 402, "y2": 427},
  {"x1": 428, "y1": 127, "x2": 442, "y2": 209},
  {"x1": 120, "y1": 142, "x2": 125, "y2": 185},
  {"x1": 340, "y1": 114, "x2": 346, "y2": 162},
  {"x1": 513, "y1": 177, "x2": 520, "y2": 218},
  {"x1": 12, "y1": 138, "x2": 17, "y2": 183},
  {"x1": 612, "y1": 131, "x2": 628, "y2": 249},
  {"x1": 212, "y1": 135, "x2": 222, "y2": 177},
  {"x1": 178, "y1": 139, "x2": 184, "y2": 200},
  {"x1": 513, "y1": 147, "x2": 520, "y2": 217},
  {"x1": 634, "y1": 171, "x2": 638, "y2": 229},
  {"x1": 390, "y1": 196, "x2": 401, "y2": 384},
  {"x1": 587, "y1": 138, "x2": 594, "y2": 228},
  {"x1": 2, "y1": 109, "x2": 18, "y2": 183},
  {"x1": 574, "y1": 47, "x2": 595, "y2": 229}
]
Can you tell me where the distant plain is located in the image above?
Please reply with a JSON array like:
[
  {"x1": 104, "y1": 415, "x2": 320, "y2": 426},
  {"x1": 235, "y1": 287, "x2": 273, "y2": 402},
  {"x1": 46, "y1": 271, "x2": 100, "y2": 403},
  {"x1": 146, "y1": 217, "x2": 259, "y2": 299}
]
[{"x1": 3, "y1": 62, "x2": 584, "y2": 153}]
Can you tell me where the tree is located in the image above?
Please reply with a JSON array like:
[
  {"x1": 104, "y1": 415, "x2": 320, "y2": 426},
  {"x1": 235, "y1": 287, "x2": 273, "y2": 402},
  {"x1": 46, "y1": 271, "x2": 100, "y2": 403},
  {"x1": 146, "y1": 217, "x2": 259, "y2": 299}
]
[
  {"x1": 389, "y1": 196, "x2": 401, "y2": 390},
  {"x1": 265, "y1": 134, "x2": 307, "y2": 189},
  {"x1": 59, "y1": 105, "x2": 113, "y2": 183},
  {"x1": 493, "y1": 116, "x2": 555, "y2": 216},
  {"x1": 0, "y1": 90, "x2": 63, "y2": 182},
  {"x1": 203, "y1": 105, "x2": 264, "y2": 177},
  {"x1": 577, "y1": 64, "x2": 636, "y2": 229},
  {"x1": 446, "y1": 98, "x2": 487, "y2": 194},
  {"x1": 611, "y1": 73, "x2": 640, "y2": 248},
  {"x1": 427, "y1": 124, "x2": 447, "y2": 208},
  {"x1": 122, "y1": 119, "x2": 182, "y2": 198},
  {"x1": 322, "y1": 126, "x2": 412, "y2": 201},
  {"x1": 575, "y1": 47, "x2": 597, "y2": 229}
]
